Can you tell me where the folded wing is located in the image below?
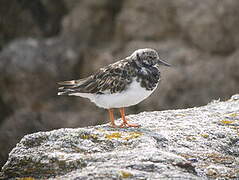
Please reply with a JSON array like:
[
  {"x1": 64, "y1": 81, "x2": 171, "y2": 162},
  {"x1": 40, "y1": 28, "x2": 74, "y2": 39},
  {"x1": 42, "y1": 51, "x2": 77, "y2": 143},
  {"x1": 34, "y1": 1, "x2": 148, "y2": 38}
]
[{"x1": 58, "y1": 61, "x2": 134, "y2": 96}]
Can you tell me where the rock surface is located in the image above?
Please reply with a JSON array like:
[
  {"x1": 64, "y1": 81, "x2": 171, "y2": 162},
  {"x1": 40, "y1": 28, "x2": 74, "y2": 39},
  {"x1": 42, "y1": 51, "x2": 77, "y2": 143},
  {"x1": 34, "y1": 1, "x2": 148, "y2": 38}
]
[
  {"x1": 1, "y1": 0, "x2": 239, "y2": 169},
  {"x1": 1, "y1": 95, "x2": 239, "y2": 179}
]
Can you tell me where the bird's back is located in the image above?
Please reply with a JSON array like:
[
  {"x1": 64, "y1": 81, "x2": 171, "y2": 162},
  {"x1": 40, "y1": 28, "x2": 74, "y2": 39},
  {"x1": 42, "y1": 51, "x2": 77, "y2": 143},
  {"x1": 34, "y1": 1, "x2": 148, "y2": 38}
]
[{"x1": 58, "y1": 58, "x2": 135, "y2": 96}]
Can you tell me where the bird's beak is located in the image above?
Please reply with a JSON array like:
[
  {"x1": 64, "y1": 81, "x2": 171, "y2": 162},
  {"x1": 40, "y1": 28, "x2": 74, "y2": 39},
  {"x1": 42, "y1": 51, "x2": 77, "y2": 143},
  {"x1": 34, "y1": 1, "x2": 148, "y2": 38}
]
[{"x1": 157, "y1": 58, "x2": 171, "y2": 67}]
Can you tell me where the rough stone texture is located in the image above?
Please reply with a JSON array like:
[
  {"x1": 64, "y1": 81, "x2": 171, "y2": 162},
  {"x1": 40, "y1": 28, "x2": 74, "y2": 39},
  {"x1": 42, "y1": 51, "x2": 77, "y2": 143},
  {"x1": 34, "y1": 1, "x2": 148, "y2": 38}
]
[
  {"x1": 1, "y1": 0, "x2": 239, "y2": 170},
  {"x1": 0, "y1": 109, "x2": 104, "y2": 169},
  {"x1": 1, "y1": 95, "x2": 239, "y2": 179}
]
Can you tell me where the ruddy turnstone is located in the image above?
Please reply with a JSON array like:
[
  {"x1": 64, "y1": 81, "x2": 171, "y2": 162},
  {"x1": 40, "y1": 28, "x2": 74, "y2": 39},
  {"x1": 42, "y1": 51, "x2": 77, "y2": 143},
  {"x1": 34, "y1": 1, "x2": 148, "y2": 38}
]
[{"x1": 58, "y1": 48, "x2": 170, "y2": 128}]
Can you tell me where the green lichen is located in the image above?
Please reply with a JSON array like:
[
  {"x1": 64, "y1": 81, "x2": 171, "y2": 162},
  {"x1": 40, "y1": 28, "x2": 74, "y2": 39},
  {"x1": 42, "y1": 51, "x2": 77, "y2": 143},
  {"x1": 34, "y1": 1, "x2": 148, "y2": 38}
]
[{"x1": 123, "y1": 132, "x2": 143, "y2": 140}]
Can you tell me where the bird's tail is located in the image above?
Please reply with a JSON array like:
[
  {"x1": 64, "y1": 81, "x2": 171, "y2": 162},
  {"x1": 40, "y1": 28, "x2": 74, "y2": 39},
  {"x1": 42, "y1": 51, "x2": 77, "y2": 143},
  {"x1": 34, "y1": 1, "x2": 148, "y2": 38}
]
[
  {"x1": 57, "y1": 78, "x2": 85, "y2": 96},
  {"x1": 57, "y1": 88, "x2": 75, "y2": 96},
  {"x1": 57, "y1": 81, "x2": 75, "y2": 96}
]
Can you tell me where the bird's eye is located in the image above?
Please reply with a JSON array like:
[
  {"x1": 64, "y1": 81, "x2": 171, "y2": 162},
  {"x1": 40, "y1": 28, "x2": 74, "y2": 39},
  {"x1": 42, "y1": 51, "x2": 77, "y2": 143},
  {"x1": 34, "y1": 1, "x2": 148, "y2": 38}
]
[{"x1": 136, "y1": 53, "x2": 141, "y2": 61}]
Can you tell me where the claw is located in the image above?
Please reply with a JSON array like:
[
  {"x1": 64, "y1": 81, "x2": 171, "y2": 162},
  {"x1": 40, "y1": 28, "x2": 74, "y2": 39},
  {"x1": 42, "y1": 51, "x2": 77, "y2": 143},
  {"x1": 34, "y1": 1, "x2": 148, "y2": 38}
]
[
  {"x1": 108, "y1": 108, "x2": 140, "y2": 128},
  {"x1": 119, "y1": 107, "x2": 140, "y2": 128},
  {"x1": 120, "y1": 121, "x2": 140, "y2": 128}
]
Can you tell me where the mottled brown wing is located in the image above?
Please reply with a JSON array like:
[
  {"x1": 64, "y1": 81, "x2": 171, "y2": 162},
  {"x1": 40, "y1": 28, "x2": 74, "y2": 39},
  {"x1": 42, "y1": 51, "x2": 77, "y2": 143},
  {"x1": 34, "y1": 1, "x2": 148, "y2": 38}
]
[
  {"x1": 77, "y1": 62, "x2": 134, "y2": 94},
  {"x1": 59, "y1": 60, "x2": 135, "y2": 95}
]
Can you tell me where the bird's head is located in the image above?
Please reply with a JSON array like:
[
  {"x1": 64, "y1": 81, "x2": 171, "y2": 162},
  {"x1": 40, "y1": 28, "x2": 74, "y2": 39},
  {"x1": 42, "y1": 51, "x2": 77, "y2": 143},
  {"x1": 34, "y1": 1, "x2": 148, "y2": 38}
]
[{"x1": 130, "y1": 48, "x2": 171, "y2": 67}]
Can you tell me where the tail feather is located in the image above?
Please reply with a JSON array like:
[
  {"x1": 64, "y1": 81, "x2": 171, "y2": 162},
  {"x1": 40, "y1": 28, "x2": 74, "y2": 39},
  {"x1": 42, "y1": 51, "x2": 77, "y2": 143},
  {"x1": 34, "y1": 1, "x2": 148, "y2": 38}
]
[
  {"x1": 57, "y1": 89, "x2": 74, "y2": 96},
  {"x1": 58, "y1": 77, "x2": 89, "y2": 86},
  {"x1": 58, "y1": 86, "x2": 78, "y2": 95},
  {"x1": 57, "y1": 77, "x2": 90, "y2": 96},
  {"x1": 57, "y1": 80, "x2": 76, "y2": 86}
]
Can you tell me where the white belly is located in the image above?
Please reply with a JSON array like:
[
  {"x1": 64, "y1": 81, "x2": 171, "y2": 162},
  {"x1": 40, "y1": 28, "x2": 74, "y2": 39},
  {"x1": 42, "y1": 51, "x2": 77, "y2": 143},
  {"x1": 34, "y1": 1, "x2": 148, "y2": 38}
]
[{"x1": 71, "y1": 79, "x2": 158, "y2": 109}]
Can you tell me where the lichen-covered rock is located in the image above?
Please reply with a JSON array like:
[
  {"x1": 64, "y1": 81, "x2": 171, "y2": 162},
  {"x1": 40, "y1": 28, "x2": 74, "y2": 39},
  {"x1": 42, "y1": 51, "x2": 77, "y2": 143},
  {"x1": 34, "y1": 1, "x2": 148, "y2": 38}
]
[
  {"x1": 1, "y1": 95, "x2": 239, "y2": 179},
  {"x1": 0, "y1": 109, "x2": 104, "y2": 169}
]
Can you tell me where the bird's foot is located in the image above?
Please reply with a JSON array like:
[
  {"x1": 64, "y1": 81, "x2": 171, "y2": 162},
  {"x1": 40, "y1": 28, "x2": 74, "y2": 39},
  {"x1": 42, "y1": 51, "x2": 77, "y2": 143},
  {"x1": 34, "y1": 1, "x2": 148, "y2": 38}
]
[
  {"x1": 120, "y1": 120, "x2": 140, "y2": 128},
  {"x1": 110, "y1": 122, "x2": 140, "y2": 128}
]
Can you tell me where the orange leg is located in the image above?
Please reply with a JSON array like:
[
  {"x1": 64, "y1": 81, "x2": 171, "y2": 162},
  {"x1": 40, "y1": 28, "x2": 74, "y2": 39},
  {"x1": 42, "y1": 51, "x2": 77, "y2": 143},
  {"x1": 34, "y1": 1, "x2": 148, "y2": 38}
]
[
  {"x1": 108, "y1": 109, "x2": 117, "y2": 128},
  {"x1": 119, "y1": 107, "x2": 140, "y2": 128}
]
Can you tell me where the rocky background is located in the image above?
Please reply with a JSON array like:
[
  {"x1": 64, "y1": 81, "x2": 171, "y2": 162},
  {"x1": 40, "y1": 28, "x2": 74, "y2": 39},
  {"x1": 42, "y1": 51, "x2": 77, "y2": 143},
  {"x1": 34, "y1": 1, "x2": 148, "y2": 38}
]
[{"x1": 0, "y1": 0, "x2": 239, "y2": 168}]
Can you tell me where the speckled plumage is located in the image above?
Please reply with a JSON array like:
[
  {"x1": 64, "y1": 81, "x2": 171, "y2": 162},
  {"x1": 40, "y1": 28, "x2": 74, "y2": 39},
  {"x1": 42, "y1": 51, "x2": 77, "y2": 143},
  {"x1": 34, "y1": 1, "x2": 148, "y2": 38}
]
[
  {"x1": 58, "y1": 48, "x2": 169, "y2": 95},
  {"x1": 58, "y1": 48, "x2": 170, "y2": 127}
]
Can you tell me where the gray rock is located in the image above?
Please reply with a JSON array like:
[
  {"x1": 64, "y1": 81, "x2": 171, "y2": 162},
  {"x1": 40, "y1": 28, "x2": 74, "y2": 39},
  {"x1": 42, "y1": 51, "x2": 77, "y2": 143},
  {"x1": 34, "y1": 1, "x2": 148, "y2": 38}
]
[
  {"x1": 1, "y1": 95, "x2": 239, "y2": 179},
  {"x1": 0, "y1": 109, "x2": 104, "y2": 169}
]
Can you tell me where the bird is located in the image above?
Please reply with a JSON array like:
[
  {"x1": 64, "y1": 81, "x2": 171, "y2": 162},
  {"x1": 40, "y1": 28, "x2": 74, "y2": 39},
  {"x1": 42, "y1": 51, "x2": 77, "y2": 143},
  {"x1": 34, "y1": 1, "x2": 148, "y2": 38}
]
[{"x1": 57, "y1": 48, "x2": 171, "y2": 128}]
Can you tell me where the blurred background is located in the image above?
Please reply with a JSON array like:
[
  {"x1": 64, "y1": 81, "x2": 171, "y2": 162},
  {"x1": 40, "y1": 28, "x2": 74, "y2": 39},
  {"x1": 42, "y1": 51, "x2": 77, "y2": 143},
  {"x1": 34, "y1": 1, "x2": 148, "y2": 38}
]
[{"x1": 0, "y1": 0, "x2": 239, "y2": 168}]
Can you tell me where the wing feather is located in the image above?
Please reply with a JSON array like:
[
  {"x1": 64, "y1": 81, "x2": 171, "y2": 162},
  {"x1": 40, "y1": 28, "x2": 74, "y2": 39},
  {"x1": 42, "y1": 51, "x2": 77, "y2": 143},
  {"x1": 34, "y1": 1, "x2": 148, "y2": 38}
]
[{"x1": 58, "y1": 59, "x2": 135, "y2": 95}]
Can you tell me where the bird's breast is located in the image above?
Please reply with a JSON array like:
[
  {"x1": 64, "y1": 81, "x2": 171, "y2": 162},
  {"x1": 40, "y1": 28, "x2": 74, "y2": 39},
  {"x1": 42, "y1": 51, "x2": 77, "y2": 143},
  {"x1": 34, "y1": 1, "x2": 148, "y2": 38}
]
[{"x1": 94, "y1": 78, "x2": 158, "y2": 109}]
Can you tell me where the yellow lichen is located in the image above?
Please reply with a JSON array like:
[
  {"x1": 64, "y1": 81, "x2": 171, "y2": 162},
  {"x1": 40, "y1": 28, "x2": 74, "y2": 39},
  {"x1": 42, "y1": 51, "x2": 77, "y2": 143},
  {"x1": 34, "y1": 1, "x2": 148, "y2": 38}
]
[
  {"x1": 186, "y1": 136, "x2": 197, "y2": 141},
  {"x1": 124, "y1": 132, "x2": 142, "y2": 140},
  {"x1": 17, "y1": 177, "x2": 35, "y2": 180},
  {"x1": 220, "y1": 120, "x2": 234, "y2": 124},
  {"x1": 105, "y1": 132, "x2": 122, "y2": 139},
  {"x1": 81, "y1": 135, "x2": 90, "y2": 139},
  {"x1": 120, "y1": 170, "x2": 133, "y2": 178},
  {"x1": 227, "y1": 113, "x2": 238, "y2": 118},
  {"x1": 91, "y1": 134, "x2": 98, "y2": 139},
  {"x1": 81, "y1": 134, "x2": 98, "y2": 139},
  {"x1": 201, "y1": 134, "x2": 209, "y2": 138},
  {"x1": 105, "y1": 131, "x2": 143, "y2": 140}
]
